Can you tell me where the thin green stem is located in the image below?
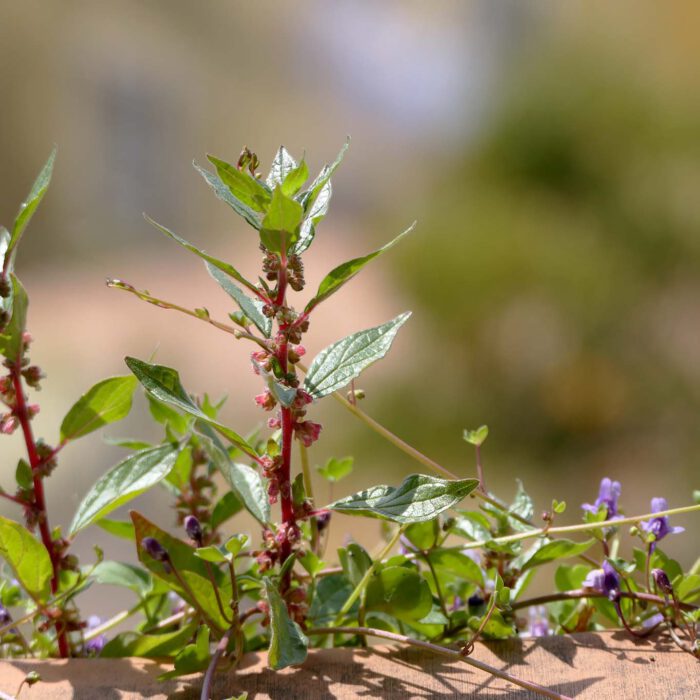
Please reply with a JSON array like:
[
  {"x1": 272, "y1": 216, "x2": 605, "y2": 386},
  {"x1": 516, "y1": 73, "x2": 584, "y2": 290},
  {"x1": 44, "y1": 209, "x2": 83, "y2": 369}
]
[
  {"x1": 510, "y1": 588, "x2": 697, "y2": 612},
  {"x1": 439, "y1": 503, "x2": 700, "y2": 552},
  {"x1": 83, "y1": 600, "x2": 146, "y2": 642},
  {"x1": 333, "y1": 524, "x2": 407, "y2": 625},
  {"x1": 306, "y1": 626, "x2": 574, "y2": 700}
]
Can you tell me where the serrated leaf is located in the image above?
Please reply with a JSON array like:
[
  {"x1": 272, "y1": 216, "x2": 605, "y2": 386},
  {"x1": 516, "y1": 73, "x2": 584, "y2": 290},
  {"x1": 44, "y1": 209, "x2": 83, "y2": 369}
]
[
  {"x1": 305, "y1": 224, "x2": 414, "y2": 314},
  {"x1": 145, "y1": 215, "x2": 259, "y2": 296},
  {"x1": 205, "y1": 262, "x2": 271, "y2": 337},
  {"x1": 266, "y1": 146, "x2": 297, "y2": 189},
  {"x1": 259, "y1": 187, "x2": 304, "y2": 253},
  {"x1": 328, "y1": 474, "x2": 479, "y2": 524},
  {"x1": 207, "y1": 155, "x2": 271, "y2": 212},
  {"x1": 304, "y1": 312, "x2": 411, "y2": 399},
  {"x1": 264, "y1": 578, "x2": 308, "y2": 670},
  {"x1": 70, "y1": 443, "x2": 181, "y2": 535},
  {"x1": 7, "y1": 149, "x2": 56, "y2": 268},
  {"x1": 316, "y1": 456, "x2": 353, "y2": 483},
  {"x1": 195, "y1": 422, "x2": 269, "y2": 524},
  {"x1": 0, "y1": 515, "x2": 52, "y2": 602},
  {"x1": 194, "y1": 162, "x2": 262, "y2": 229},
  {"x1": 520, "y1": 538, "x2": 596, "y2": 572},
  {"x1": 0, "y1": 276, "x2": 28, "y2": 360},
  {"x1": 365, "y1": 566, "x2": 432, "y2": 622},
  {"x1": 60, "y1": 376, "x2": 137, "y2": 442},
  {"x1": 125, "y1": 357, "x2": 258, "y2": 460}
]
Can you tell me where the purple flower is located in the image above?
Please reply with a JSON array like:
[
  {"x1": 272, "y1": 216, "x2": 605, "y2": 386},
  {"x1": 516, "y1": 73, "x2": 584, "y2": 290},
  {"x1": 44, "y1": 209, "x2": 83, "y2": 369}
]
[
  {"x1": 582, "y1": 478, "x2": 622, "y2": 519},
  {"x1": 651, "y1": 568, "x2": 674, "y2": 597},
  {"x1": 527, "y1": 605, "x2": 550, "y2": 637},
  {"x1": 85, "y1": 615, "x2": 106, "y2": 655},
  {"x1": 583, "y1": 560, "x2": 620, "y2": 601},
  {"x1": 184, "y1": 515, "x2": 203, "y2": 546},
  {"x1": 640, "y1": 498, "x2": 684, "y2": 548},
  {"x1": 0, "y1": 604, "x2": 11, "y2": 626}
]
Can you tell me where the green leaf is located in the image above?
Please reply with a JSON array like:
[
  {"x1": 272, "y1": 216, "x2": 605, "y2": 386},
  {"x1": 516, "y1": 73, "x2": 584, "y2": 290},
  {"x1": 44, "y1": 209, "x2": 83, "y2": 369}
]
[
  {"x1": 554, "y1": 564, "x2": 592, "y2": 592},
  {"x1": 224, "y1": 534, "x2": 248, "y2": 558},
  {"x1": 316, "y1": 456, "x2": 354, "y2": 483},
  {"x1": 281, "y1": 160, "x2": 308, "y2": 197},
  {"x1": 304, "y1": 312, "x2": 411, "y2": 399},
  {"x1": 0, "y1": 276, "x2": 28, "y2": 360},
  {"x1": 205, "y1": 262, "x2": 271, "y2": 337},
  {"x1": 264, "y1": 578, "x2": 308, "y2": 670},
  {"x1": 451, "y1": 512, "x2": 492, "y2": 542},
  {"x1": 207, "y1": 155, "x2": 271, "y2": 212},
  {"x1": 194, "y1": 162, "x2": 262, "y2": 229},
  {"x1": 145, "y1": 215, "x2": 259, "y2": 296},
  {"x1": 308, "y1": 574, "x2": 354, "y2": 625},
  {"x1": 328, "y1": 474, "x2": 479, "y2": 524},
  {"x1": 404, "y1": 521, "x2": 439, "y2": 551},
  {"x1": 194, "y1": 545, "x2": 229, "y2": 564},
  {"x1": 338, "y1": 543, "x2": 372, "y2": 586},
  {"x1": 520, "y1": 538, "x2": 596, "y2": 572},
  {"x1": 0, "y1": 515, "x2": 52, "y2": 602},
  {"x1": 259, "y1": 187, "x2": 304, "y2": 253},
  {"x1": 365, "y1": 566, "x2": 432, "y2": 623},
  {"x1": 125, "y1": 357, "x2": 258, "y2": 460},
  {"x1": 305, "y1": 223, "x2": 414, "y2": 313},
  {"x1": 60, "y1": 376, "x2": 137, "y2": 442},
  {"x1": 101, "y1": 621, "x2": 198, "y2": 659},
  {"x1": 69, "y1": 443, "x2": 181, "y2": 535},
  {"x1": 195, "y1": 422, "x2": 270, "y2": 524},
  {"x1": 266, "y1": 146, "x2": 298, "y2": 189},
  {"x1": 159, "y1": 625, "x2": 210, "y2": 680},
  {"x1": 8, "y1": 148, "x2": 56, "y2": 266},
  {"x1": 96, "y1": 518, "x2": 135, "y2": 541},
  {"x1": 509, "y1": 479, "x2": 534, "y2": 530},
  {"x1": 91, "y1": 561, "x2": 152, "y2": 596},
  {"x1": 295, "y1": 140, "x2": 349, "y2": 254},
  {"x1": 299, "y1": 550, "x2": 325, "y2": 577},
  {"x1": 132, "y1": 512, "x2": 231, "y2": 630},
  {"x1": 428, "y1": 550, "x2": 484, "y2": 587},
  {"x1": 103, "y1": 437, "x2": 152, "y2": 450},
  {"x1": 15, "y1": 459, "x2": 32, "y2": 491},
  {"x1": 210, "y1": 492, "x2": 243, "y2": 529},
  {"x1": 463, "y1": 425, "x2": 489, "y2": 447}
]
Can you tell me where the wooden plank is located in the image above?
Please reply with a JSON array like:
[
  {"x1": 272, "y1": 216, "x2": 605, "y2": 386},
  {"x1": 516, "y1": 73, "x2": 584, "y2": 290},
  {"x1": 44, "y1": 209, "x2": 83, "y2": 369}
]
[{"x1": 0, "y1": 632, "x2": 697, "y2": 699}]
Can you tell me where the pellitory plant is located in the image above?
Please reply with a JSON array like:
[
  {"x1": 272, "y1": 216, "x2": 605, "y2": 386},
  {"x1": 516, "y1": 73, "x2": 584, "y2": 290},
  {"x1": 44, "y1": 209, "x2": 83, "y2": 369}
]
[{"x1": 0, "y1": 145, "x2": 698, "y2": 700}]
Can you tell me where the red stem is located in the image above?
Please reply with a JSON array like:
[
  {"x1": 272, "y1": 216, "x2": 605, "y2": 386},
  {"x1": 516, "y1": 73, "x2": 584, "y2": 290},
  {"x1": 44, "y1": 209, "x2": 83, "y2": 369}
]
[{"x1": 10, "y1": 365, "x2": 70, "y2": 658}]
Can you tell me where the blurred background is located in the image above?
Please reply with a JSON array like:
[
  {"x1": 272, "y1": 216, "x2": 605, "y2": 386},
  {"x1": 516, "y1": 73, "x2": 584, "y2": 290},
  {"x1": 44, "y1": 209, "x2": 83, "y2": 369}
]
[{"x1": 1, "y1": 0, "x2": 699, "y2": 619}]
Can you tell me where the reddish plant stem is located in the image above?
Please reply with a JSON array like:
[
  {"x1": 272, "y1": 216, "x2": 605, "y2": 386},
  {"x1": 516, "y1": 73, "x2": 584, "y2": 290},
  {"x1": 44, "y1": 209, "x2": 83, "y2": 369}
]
[
  {"x1": 275, "y1": 253, "x2": 296, "y2": 593},
  {"x1": 10, "y1": 364, "x2": 70, "y2": 658}
]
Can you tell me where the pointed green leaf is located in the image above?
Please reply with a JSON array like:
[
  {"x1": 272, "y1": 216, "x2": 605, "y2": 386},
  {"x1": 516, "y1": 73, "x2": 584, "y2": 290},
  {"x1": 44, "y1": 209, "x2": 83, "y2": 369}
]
[
  {"x1": 70, "y1": 443, "x2": 181, "y2": 535},
  {"x1": 305, "y1": 223, "x2": 414, "y2": 313},
  {"x1": 0, "y1": 515, "x2": 52, "y2": 602},
  {"x1": 195, "y1": 422, "x2": 269, "y2": 524},
  {"x1": 304, "y1": 312, "x2": 411, "y2": 399},
  {"x1": 60, "y1": 376, "x2": 137, "y2": 442},
  {"x1": 194, "y1": 162, "x2": 261, "y2": 229},
  {"x1": 267, "y1": 146, "x2": 298, "y2": 189},
  {"x1": 207, "y1": 155, "x2": 271, "y2": 212},
  {"x1": 264, "y1": 578, "x2": 308, "y2": 670},
  {"x1": 520, "y1": 538, "x2": 596, "y2": 572},
  {"x1": 125, "y1": 357, "x2": 258, "y2": 460},
  {"x1": 206, "y1": 262, "x2": 271, "y2": 337},
  {"x1": 327, "y1": 474, "x2": 480, "y2": 523},
  {"x1": 145, "y1": 215, "x2": 259, "y2": 296},
  {"x1": 96, "y1": 518, "x2": 136, "y2": 541},
  {"x1": 90, "y1": 561, "x2": 152, "y2": 596},
  {"x1": 101, "y1": 621, "x2": 198, "y2": 659},
  {"x1": 159, "y1": 625, "x2": 210, "y2": 680},
  {"x1": 428, "y1": 550, "x2": 484, "y2": 587},
  {"x1": 7, "y1": 149, "x2": 56, "y2": 267},
  {"x1": 0, "y1": 276, "x2": 28, "y2": 360},
  {"x1": 259, "y1": 187, "x2": 304, "y2": 253},
  {"x1": 281, "y1": 160, "x2": 308, "y2": 197},
  {"x1": 132, "y1": 512, "x2": 231, "y2": 630}
]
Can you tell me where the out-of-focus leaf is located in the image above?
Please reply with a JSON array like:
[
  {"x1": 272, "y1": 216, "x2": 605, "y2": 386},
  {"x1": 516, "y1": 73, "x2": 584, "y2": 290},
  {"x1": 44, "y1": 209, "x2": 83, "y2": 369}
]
[
  {"x1": 520, "y1": 538, "x2": 596, "y2": 572},
  {"x1": 365, "y1": 566, "x2": 432, "y2": 622},
  {"x1": 264, "y1": 578, "x2": 308, "y2": 670}
]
